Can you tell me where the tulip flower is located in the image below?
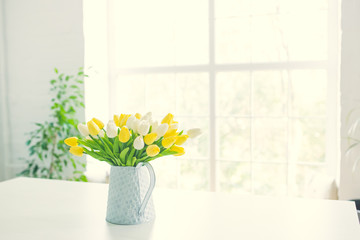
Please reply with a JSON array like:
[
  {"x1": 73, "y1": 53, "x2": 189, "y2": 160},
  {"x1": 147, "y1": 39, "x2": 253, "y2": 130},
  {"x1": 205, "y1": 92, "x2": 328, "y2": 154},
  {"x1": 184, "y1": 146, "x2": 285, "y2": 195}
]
[
  {"x1": 155, "y1": 123, "x2": 169, "y2": 140},
  {"x1": 126, "y1": 115, "x2": 136, "y2": 129},
  {"x1": 187, "y1": 128, "x2": 202, "y2": 138},
  {"x1": 144, "y1": 132, "x2": 157, "y2": 145},
  {"x1": 132, "y1": 118, "x2": 141, "y2": 133},
  {"x1": 170, "y1": 122, "x2": 179, "y2": 130},
  {"x1": 113, "y1": 115, "x2": 120, "y2": 127},
  {"x1": 134, "y1": 136, "x2": 144, "y2": 150},
  {"x1": 175, "y1": 135, "x2": 189, "y2": 145},
  {"x1": 151, "y1": 120, "x2": 158, "y2": 133},
  {"x1": 92, "y1": 118, "x2": 104, "y2": 129},
  {"x1": 64, "y1": 137, "x2": 78, "y2": 147},
  {"x1": 138, "y1": 120, "x2": 150, "y2": 136},
  {"x1": 119, "y1": 114, "x2": 131, "y2": 127},
  {"x1": 119, "y1": 126, "x2": 131, "y2": 143},
  {"x1": 164, "y1": 128, "x2": 178, "y2": 138},
  {"x1": 69, "y1": 146, "x2": 84, "y2": 157},
  {"x1": 162, "y1": 136, "x2": 176, "y2": 148},
  {"x1": 169, "y1": 145, "x2": 185, "y2": 156},
  {"x1": 106, "y1": 121, "x2": 118, "y2": 138},
  {"x1": 161, "y1": 113, "x2": 174, "y2": 125},
  {"x1": 141, "y1": 112, "x2": 152, "y2": 122},
  {"x1": 146, "y1": 145, "x2": 160, "y2": 157},
  {"x1": 77, "y1": 123, "x2": 90, "y2": 137},
  {"x1": 135, "y1": 113, "x2": 142, "y2": 119},
  {"x1": 87, "y1": 120, "x2": 101, "y2": 136}
]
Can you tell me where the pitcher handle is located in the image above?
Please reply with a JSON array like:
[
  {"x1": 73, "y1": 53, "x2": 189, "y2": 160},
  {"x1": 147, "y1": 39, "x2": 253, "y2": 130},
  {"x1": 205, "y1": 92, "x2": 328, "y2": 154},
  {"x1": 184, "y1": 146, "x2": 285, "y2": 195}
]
[{"x1": 136, "y1": 162, "x2": 156, "y2": 216}]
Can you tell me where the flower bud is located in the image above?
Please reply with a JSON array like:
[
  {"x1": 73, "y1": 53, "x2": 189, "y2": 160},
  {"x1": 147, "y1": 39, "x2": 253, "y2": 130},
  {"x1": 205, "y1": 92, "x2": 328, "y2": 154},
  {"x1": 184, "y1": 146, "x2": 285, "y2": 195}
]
[
  {"x1": 144, "y1": 132, "x2": 157, "y2": 145},
  {"x1": 87, "y1": 121, "x2": 101, "y2": 136},
  {"x1": 135, "y1": 113, "x2": 142, "y2": 119},
  {"x1": 175, "y1": 135, "x2": 189, "y2": 145},
  {"x1": 169, "y1": 145, "x2": 185, "y2": 156},
  {"x1": 146, "y1": 145, "x2": 160, "y2": 157},
  {"x1": 92, "y1": 118, "x2": 104, "y2": 129},
  {"x1": 133, "y1": 136, "x2": 144, "y2": 150},
  {"x1": 77, "y1": 123, "x2": 90, "y2": 137},
  {"x1": 162, "y1": 136, "x2": 176, "y2": 148},
  {"x1": 113, "y1": 115, "x2": 120, "y2": 127},
  {"x1": 69, "y1": 146, "x2": 84, "y2": 157},
  {"x1": 155, "y1": 123, "x2": 169, "y2": 140},
  {"x1": 187, "y1": 128, "x2": 202, "y2": 138},
  {"x1": 106, "y1": 122, "x2": 118, "y2": 138},
  {"x1": 164, "y1": 128, "x2": 178, "y2": 138},
  {"x1": 161, "y1": 113, "x2": 174, "y2": 125},
  {"x1": 64, "y1": 137, "x2": 78, "y2": 147},
  {"x1": 126, "y1": 115, "x2": 136, "y2": 129},
  {"x1": 138, "y1": 120, "x2": 150, "y2": 136},
  {"x1": 119, "y1": 126, "x2": 131, "y2": 143}
]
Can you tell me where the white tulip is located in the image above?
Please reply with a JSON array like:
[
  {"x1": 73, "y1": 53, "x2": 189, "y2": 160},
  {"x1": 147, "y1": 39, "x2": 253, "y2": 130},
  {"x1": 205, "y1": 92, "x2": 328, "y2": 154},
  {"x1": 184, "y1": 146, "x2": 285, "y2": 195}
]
[
  {"x1": 138, "y1": 120, "x2": 150, "y2": 136},
  {"x1": 132, "y1": 118, "x2": 141, "y2": 133},
  {"x1": 187, "y1": 128, "x2": 202, "y2": 138},
  {"x1": 126, "y1": 115, "x2": 136, "y2": 129},
  {"x1": 106, "y1": 122, "x2": 118, "y2": 138},
  {"x1": 151, "y1": 120, "x2": 158, "y2": 133},
  {"x1": 141, "y1": 112, "x2": 152, "y2": 122},
  {"x1": 77, "y1": 123, "x2": 90, "y2": 137},
  {"x1": 133, "y1": 136, "x2": 144, "y2": 150},
  {"x1": 155, "y1": 123, "x2": 169, "y2": 140}
]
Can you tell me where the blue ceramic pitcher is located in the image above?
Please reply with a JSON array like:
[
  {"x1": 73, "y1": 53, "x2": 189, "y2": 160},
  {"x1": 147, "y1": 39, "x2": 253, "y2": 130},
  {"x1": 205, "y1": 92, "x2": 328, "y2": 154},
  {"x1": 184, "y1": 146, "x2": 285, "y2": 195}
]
[{"x1": 106, "y1": 162, "x2": 156, "y2": 225}]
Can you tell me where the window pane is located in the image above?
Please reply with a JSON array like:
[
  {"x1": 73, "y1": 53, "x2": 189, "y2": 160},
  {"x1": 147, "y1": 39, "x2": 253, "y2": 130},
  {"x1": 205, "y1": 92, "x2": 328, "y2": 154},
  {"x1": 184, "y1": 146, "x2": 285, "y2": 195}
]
[
  {"x1": 289, "y1": 118, "x2": 326, "y2": 163},
  {"x1": 152, "y1": 156, "x2": 178, "y2": 189},
  {"x1": 252, "y1": 71, "x2": 288, "y2": 116},
  {"x1": 253, "y1": 163, "x2": 287, "y2": 196},
  {"x1": 216, "y1": 72, "x2": 250, "y2": 116},
  {"x1": 113, "y1": 0, "x2": 208, "y2": 68},
  {"x1": 290, "y1": 70, "x2": 327, "y2": 116},
  {"x1": 145, "y1": 74, "x2": 176, "y2": 116},
  {"x1": 217, "y1": 118, "x2": 250, "y2": 161},
  {"x1": 253, "y1": 118, "x2": 287, "y2": 162},
  {"x1": 288, "y1": 164, "x2": 327, "y2": 197},
  {"x1": 176, "y1": 73, "x2": 209, "y2": 116},
  {"x1": 179, "y1": 160, "x2": 209, "y2": 191},
  {"x1": 218, "y1": 161, "x2": 251, "y2": 194},
  {"x1": 116, "y1": 74, "x2": 146, "y2": 113},
  {"x1": 215, "y1": 17, "x2": 252, "y2": 64}
]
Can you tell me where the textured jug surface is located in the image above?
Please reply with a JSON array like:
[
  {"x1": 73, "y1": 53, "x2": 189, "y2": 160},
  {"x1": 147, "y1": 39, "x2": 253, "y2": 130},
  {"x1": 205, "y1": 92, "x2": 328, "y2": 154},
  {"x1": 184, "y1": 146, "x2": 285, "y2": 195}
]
[{"x1": 106, "y1": 165, "x2": 155, "y2": 225}]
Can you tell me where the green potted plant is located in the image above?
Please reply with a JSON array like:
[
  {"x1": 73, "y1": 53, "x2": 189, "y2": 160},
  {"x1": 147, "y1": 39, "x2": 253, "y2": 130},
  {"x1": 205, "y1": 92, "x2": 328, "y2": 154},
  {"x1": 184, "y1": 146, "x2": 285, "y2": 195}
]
[{"x1": 19, "y1": 67, "x2": 87, "y2": 181}]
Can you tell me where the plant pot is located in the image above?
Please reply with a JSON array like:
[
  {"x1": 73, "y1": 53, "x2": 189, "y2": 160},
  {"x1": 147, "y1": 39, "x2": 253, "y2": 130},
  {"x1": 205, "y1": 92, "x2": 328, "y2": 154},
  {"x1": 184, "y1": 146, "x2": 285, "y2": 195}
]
[{"x1": 106, "y1": 162, "x2": 156, "y2": 225}]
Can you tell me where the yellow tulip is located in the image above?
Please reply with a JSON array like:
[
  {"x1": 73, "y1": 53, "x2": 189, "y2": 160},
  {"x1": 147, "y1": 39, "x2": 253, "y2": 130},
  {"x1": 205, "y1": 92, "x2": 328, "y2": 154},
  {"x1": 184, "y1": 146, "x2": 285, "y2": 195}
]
[
  {"x1": 119, "y1": 126, "x2": 131, "y2": 143},
  {"x1": 92, "y1": 118, "x2": 104, "y2": 129},
  {"x1": 161, "y1": 113, "x2": 174, "y2": 125},
  {"x1": 164, "y1": 128, "x2": 178, "y2": 138},
  {"x1": 69, "y1": 146, "x2": 84, "y2": 157},
  {"x1": 162, "y1": 136, "x2": 176, "y2": 148},
  {"x1": 146, "y1": 145, "x2": 160, "y2": 157},
  {"x1": 113, "y1": 115, "x2": 120, "y2": 127},
  {"x1": 87, "y1": 120, "x2": 101, "y2": 136},
  {"x1": 169, "y1": 145, "x2": 185, "y2": 156},
  {"x1": 119, "y1": 114, "x2": 131, "y2": 127},
  {"x1": 64, "y1": 137, "x2": 78, "y2": 147},
  {"x1": 144, "y1": 132, "x2": 157, "y2": 145},
  {"x1": 135, "y1": 113, "x2": 142, "y2": 119},
  {"x1": 175, "y1": 135, "x2": 189, "y2": 145}
]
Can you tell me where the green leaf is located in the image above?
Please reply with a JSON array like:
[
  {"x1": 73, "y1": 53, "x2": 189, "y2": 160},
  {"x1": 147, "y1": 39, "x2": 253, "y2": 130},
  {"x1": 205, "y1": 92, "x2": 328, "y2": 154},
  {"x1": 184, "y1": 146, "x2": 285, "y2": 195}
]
[
  {"x1": 127, "y1": 149, "x2": 136, "y2": 166},
  {"x1": 50, "y1": 79, "x2": 56, "y2": 85},
  {"x1": 120, "y1": 147, "x2": 129, "y2": 165},
  {"x1": 54, "y1": 68, "x2": 58, "y2": 74}
]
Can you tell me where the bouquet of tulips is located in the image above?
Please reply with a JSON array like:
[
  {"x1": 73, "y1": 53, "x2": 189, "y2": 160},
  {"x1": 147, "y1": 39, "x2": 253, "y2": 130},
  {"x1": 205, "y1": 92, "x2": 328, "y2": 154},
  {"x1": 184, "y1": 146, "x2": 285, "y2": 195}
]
[{"x1": 64, "y1": 112, "x2": 201, "y2": 166}]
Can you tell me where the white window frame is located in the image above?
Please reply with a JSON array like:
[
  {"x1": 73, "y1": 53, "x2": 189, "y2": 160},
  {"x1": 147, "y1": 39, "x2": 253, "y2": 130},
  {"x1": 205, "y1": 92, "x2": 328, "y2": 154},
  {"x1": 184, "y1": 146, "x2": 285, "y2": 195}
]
[{"x1": 91, "y1": 0, "x2": 339, "y2": 193}]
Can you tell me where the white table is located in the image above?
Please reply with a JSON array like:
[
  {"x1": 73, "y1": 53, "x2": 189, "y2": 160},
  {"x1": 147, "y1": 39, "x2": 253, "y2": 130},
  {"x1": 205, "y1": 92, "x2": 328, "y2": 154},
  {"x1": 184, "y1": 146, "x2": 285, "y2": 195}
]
[{"x1": 0, "y1": 177, "x2": 359, "y2": 240}]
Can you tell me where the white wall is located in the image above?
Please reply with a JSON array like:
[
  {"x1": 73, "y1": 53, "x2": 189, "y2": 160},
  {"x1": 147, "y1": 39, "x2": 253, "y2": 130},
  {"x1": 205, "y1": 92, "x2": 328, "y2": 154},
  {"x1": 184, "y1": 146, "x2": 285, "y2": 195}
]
[
  {"x1": 0, "y1": 0, "x2": 84, "y2": 180},
  {"x1": 339, "y1": 0, "x2": 360, "y2": 200}
]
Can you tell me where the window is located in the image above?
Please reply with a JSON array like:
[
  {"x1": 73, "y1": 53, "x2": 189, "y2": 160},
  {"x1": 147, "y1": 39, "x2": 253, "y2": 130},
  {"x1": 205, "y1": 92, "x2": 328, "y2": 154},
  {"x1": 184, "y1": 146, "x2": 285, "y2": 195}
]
[{"x1": 84, "y1": 0, "x2": 339, "y2": 197}]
